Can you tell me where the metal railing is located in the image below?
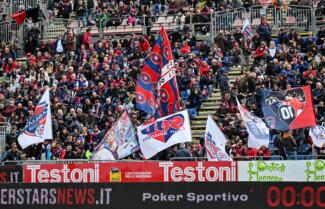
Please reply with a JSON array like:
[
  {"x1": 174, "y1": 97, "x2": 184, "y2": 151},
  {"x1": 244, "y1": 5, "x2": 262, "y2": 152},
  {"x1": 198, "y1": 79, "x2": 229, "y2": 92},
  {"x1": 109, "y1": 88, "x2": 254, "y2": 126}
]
[
  {"x1": 0, "y1": 20, "x2": 20, "y2": 43},
  {"x1": 0, "y1": 122, "x2": 10, "y2": 157},
  {"x1": 233, "y1": 155, "x2": 284, "y2": 161},
  {"x1": 1, "y1": 154, "x2": 324, "y2": 165}
]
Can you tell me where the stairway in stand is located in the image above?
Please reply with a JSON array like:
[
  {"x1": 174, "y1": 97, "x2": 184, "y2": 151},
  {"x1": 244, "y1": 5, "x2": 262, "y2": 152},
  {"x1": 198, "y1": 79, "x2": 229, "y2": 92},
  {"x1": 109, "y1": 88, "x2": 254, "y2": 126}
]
[{"x1": 191, "y1": 67, "x2": 244, "y2": 141}]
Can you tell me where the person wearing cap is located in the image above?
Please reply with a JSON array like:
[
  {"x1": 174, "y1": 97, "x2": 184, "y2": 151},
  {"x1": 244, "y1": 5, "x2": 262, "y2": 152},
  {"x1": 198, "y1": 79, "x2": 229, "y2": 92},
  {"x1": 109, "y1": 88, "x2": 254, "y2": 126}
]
[{"x1": 1, "y1": 143, "x2": 21, "y2": 162}]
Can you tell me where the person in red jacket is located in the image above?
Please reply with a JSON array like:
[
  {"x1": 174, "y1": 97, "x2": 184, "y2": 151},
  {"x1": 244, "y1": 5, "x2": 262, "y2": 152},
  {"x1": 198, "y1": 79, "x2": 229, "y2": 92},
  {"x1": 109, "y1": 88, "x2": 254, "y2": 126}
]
[
  {"x1": 52, "y1": 143, "x2": 66, "y2": 159},
  {"x1": 199, "y1": 60, "x2": 210, "y2": 76},
  {"x1": 83, "y1": 28, "x2": 92, "y2": 49},
  {"x1": 257, "y1": 145, "x2": 271, "y2": 157},
  {"x1": 254, "y1": 41, "x2": 268, "y2": 59},
  {"x1": 139, "y1": 36, "x2": 150, "y2": 52},
  {"x1": 180, "y1": 41, "x2": 191, "y2": 55},
  {"x1": 244, "y1": 147, "x2": 257, "y2": 158},
  {"x1": 5, "y1": 58, "x2": 18, "y2": 74}
]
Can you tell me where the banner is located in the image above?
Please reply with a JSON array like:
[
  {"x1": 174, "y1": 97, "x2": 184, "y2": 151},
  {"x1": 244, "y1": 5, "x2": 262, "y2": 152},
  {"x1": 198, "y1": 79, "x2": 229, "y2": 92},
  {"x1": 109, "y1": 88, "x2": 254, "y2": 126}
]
[
  {"x1": 23, "y1": 161, "x2": 237, "y2": 183},
  {"x1": 18, "y1": 88, "x2": 53, "y2": 149},
  {"x1": 237, "y1": 99, "x2": 269, "y2": 148},
  {"x1": 262, "y1": 86, "x2": 316, "y2": 130},
  {"x1": 238, "y1": 160, "x2": 325, "y2": 182},
  {"x1": 0, "y1": 182, "x2": 324, "y2": 209},
  {"x1": 136, "y1": 27, "x2": 180, "y2": 117},
  {"x1": 0, "y1": 165, "x2": 23, "y2": 183},
  {"x1": 204, "y1": 115, "x2": 232, "y2": 161},
  {"x1": 92, "y1": 112, "x2": 139, "y2": 160},
  {"x1": 309, "y1": 125, "x2": 325, "y2": 148},
  {"x1": 137, "y1": 110, "x2": 192, "y2": 159}
]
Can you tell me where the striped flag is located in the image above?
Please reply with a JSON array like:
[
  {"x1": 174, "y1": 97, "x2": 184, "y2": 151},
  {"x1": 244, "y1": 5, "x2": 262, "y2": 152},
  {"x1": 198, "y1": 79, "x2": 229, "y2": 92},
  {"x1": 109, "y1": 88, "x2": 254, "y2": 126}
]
[{"x1": 136, "y1": 27, "x2": 180, "y2": 118}]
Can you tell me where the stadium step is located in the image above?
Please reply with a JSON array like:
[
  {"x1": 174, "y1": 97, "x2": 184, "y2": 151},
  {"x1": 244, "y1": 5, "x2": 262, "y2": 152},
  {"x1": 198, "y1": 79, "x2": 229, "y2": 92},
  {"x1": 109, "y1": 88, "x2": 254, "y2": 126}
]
[
  {"x1": 201, "y1": 105, "x2": 218, "y2": 110},
  {"x1": 191, "y1": 120, "x2": 207, "y2": 125},
  {"x1": 198, "y1": 110, "x2": 215, "y2": 116},
  {"x1": 191, "y1": 125, "x2": 206, "y2": 130}
]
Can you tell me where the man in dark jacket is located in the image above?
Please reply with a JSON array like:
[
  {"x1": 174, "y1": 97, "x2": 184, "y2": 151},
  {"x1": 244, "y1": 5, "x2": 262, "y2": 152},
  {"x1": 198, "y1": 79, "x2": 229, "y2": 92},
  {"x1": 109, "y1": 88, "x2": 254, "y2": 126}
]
[
  {"x1": 175, "y1": 143, "x2": 192, "y2": 159},
  {"x1": 86, "y1": 0, "x2": 94, "y2": 25},
  {"x1": 1, "y1": 143, "x2": 21, "y2": 162},
  {"x1": 257, "y1": 17, "x2": 271, "y2": 45},
  {"x1": 219, "y1": 70, "x2": 230, "y2": 100}
]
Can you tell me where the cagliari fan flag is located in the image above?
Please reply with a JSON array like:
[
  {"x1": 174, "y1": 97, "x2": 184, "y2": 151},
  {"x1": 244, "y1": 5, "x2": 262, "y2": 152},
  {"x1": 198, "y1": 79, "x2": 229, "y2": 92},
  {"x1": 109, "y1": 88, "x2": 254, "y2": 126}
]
[
  {"x1": 309, "y1": 125, "x2": 325, "y2": 148},
  {"x1": 237, "y1": 99, "x2": 269, "y2": 148},
  {"x1": 204, "y1": 115, "x2": 232, "y2": 161},
  {"x1": 242, "y1": 18, "x2": 254, "y2": 38},
  {"x1": 136, "y1": 27, "x2": 180, "y2": 118},
  {"x1": 18, "y1": 88, "x2": 53, "y2": 149},
  {"x1": 92, "y1": 111, "x2": 139, "y2": 160},
  {"x1": 138, "y1": 110, "x2": 192, "y2": 159},
  {"x1": 262, "y1": 86, "x2": 316, "y2": 130}
]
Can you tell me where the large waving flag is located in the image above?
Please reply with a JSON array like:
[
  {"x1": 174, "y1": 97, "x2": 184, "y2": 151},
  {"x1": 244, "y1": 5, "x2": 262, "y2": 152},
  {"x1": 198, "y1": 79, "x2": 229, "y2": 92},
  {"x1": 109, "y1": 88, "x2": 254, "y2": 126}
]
[
  {"x1": 18, "y1": 88, "x2": 53, "y2": 149},
  {"x1": 262, "y1": 86, "x2": 316, "y2": 130},
  {"x1": 137, "y1": 110, "x2": 192, "y2": 159},
  {"x1": 237, "y1": 99, "x2": 269, "y2": 148},
  {"x1": 204, "y1": 115, "x2": 232, "y2": 161},
  {"x1": 92, "y1": 111, "x2": 139, "y2": 160},
  {"x1": 309, "y1": 125, "x2": 325, "y2": 148},
  {"x1": 136, "y1": 27, "x2": 180, "y2": 118}
]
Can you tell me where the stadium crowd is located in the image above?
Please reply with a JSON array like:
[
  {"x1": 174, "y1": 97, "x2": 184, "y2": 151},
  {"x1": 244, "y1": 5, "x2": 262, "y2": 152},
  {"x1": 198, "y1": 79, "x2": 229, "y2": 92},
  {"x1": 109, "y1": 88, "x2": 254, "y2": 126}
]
[{"x1": 0, "y1": 0, "x2": 325, "y2": 162}]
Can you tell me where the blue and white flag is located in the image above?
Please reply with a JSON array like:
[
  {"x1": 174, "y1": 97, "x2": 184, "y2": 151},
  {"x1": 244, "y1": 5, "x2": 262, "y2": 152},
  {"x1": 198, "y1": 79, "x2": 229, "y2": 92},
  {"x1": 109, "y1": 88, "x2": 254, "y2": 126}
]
[
  {"x1": 242, "y1": 18, "x2": 254, "y2": 38},
  {"x1": 92, "y1": 111, "x2": 139, "y2": 160},
  {"x1": 137, "y1": 110, "x2": 192, "y2": 159},
  {"x1": 237, "y1": 98, "x2": 269, "y2": 148},
  {"x1": 18, "y1": 88, "x2": 53, "y2": 149},
  {"x1": 309, "y1": 125, "x2": 325, "y2": 148},
  {"x1": 204, "y1": 115, "x2": 232, "y2": 161}
]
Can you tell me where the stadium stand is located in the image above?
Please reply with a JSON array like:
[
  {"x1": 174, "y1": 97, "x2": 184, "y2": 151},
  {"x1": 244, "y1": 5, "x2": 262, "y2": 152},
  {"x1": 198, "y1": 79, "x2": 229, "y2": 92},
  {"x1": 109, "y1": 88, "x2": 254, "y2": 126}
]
[{"x1": 0, "y1": 0, "x2": 325, "y2": 163}]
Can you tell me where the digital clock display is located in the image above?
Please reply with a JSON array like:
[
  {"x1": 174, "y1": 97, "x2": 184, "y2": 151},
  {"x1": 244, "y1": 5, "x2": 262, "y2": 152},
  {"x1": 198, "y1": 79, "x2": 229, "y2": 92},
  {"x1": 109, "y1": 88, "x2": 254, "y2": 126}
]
[{"x1": 266, "y1": 185, "x2": 325, "y2": 208}]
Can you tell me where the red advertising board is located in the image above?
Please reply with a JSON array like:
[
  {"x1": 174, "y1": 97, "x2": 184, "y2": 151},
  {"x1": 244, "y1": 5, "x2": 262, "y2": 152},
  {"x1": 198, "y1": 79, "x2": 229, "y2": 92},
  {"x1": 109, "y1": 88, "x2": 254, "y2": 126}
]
[{"x1": 24, "y1": 161, "x2": 237, "y2": 183}]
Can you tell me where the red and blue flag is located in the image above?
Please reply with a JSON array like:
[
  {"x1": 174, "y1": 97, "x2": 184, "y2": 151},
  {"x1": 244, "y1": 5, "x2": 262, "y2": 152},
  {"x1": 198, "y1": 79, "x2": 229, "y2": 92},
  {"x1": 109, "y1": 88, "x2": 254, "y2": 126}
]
[{"x1": 136, "y1": 27, "x2": 180, "y2": 118}]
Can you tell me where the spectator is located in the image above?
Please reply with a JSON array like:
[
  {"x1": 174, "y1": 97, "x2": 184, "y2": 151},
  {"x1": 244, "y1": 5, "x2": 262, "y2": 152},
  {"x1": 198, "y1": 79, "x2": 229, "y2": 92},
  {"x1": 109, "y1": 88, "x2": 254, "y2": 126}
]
[
  {"x1": 257, "y1": 16, "x2": 271, "y2": 45},
  {"x1": 1, "y1": 143, "x2": 21, "y2": 162},
  {"x1": 175, "y1": 143, "x2": 192, "y2": 158},
  {"x1": 281, "y1": 131, "x2": 298, "y2": 160},
  {"x1": 82, "y1": 28, "x2": 92, "y2": 49},
  {"x1": 75, "y1": 0, "x2": 87, "y2": 28}
]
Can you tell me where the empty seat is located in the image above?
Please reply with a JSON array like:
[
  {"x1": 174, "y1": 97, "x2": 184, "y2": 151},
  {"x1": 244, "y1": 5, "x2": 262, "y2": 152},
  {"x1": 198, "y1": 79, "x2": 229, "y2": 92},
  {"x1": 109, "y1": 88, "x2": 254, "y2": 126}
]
[
  {"x1": 156, "y1": 16, "x2": 166, "y2": 23},
  {"x1": 166, "y1": 16, "x2": 175, "y2": 23}
]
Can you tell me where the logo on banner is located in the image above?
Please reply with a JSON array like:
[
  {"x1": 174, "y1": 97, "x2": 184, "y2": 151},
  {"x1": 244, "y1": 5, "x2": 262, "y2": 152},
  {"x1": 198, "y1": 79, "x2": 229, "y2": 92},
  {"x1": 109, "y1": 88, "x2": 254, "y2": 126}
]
[
  {"x1": 247, "y1": 161, "x2": 286, "y2": 181},
  {"x1": 24, "y1": 101, "x2": 48, "y2": 138},
  {"x1": 265, "y1": 116, "x2": 276, "y2": 129},
  {"x1": 141, "y1": 113, "x2": 184, "y2": 143},
  {"x1": 205, "y1": 132, "x2": 230, "y2": 161},
  {"x1": 305, "y1": 160, "x2": 325, "y2": 181}
]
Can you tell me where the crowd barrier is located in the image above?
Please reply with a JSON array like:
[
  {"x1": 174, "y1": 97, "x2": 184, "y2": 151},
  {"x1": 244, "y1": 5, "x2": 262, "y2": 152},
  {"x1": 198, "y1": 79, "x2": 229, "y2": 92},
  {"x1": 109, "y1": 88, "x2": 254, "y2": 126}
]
[
  {"x1": 0, "y1": 122, "x2": 11, "y2": 157},
  {"x1": 0, "y1": 5, "x2": 323, "y2": 46},
  {"x1": 0, "y1": 182, "x2": 324, "y2": 209},
  {"x1": 1, "y1": 160, "x2": 324, "y2": 183}
]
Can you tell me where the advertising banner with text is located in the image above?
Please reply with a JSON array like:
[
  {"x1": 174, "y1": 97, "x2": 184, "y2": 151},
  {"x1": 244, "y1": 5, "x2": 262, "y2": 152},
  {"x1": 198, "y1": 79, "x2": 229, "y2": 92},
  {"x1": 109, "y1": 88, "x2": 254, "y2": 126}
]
[
  {"x1": 0, "y1": 182, "x2": 324, "y2": 209},
  {"x1": 238, "y1": 160, "x2": 325, "y2": 182},
  {"x1": 0, "y1": 165, "x2": 23, "y2": 183},
  {"x1": 24, "y1": 161, "x2": 238, "y2": 183}
]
